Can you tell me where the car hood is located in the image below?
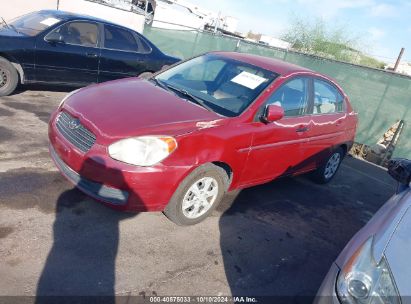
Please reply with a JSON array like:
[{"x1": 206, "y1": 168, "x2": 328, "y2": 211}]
[{"x1": 63, "y1": 78, "x2": 225, "y2": 143}]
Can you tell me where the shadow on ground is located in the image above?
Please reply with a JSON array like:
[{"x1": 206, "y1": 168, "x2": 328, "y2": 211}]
[
  {"x1": 35, "y1": 157, "x2": 140, "y2": 304},
  {"x1": 13, "y1": 84, "x2": 77, "y2": 96},
  {"x1": 217, "y1": 156, "x2": 396, "y2": 303}
]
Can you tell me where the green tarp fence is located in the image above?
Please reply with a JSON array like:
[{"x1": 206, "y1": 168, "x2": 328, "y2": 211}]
[{"x1": 144, "y1": 27, "x2": 411, "y2": 158}]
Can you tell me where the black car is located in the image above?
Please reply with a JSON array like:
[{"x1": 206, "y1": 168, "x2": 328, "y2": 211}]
[{"x1": 0, "y1": 10, "x2": 180, "y2": 96}]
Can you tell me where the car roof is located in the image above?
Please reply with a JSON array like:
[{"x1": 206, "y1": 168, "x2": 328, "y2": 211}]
[
  {"x1": 37, "y1": 9, "x2": 115, "y2": 25},
  {"x1": 211, "y1": 51, "x2": 314, "y2": 76}
]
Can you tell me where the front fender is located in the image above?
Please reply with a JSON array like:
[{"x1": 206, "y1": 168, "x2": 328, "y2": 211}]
[{"x1": 163, "y1": 124, "x2": 252, "y2": 190}]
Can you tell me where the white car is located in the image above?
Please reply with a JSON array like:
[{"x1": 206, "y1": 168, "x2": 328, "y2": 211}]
[{"x1": 315, "y1": 158, "x2": 411, "y2": 304}]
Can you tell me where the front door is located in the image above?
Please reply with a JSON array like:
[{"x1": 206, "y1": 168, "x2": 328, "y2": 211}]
[
  {"x1": 240, "y1": 77, "x2": 312, "y2": 185},
  {"x1": 35, "y1": 21, "x2": 100, "y2": 86}
]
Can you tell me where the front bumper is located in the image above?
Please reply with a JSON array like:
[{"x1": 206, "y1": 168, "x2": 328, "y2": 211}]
[
  {"x1": 48, "y1": 110, "x2": 193, "y2": 212},
  {"x1": 313, "y1": 263, "x2": 341, "y2": 304},
  {"x1": 50, "y1": 145, "x2": 129, "y2": 205}
]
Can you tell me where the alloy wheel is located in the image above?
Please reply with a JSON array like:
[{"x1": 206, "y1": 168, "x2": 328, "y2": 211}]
[
  {"x1": 0, "y1": 68, "x2": 8, "y2": 88},
  {"x1": 182, "y1": 177, "x2": 219, "y2": 219},
  {"x1": 324, "y1": 152, "x2": 341, "y2": 179}
]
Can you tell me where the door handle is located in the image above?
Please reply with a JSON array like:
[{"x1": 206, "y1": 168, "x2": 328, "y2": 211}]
[
  {"x1": 296, "y1": 126, "x2": 309, "y2": 133},
  {"x1": 86, "y1": 52, "x2": 98, "y2": 58}
]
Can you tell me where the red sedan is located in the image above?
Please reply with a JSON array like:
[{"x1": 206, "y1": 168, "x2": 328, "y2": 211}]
[{"x1": 48, "y1": 52, "x2": 358, "y2": 225}]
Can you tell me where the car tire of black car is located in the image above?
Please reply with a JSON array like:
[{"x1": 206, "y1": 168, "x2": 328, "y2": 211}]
[
  {"x1": 0, "y1": 57, "x2": 18, "y2": 97},
  {"x1": 311, "y1": 147, "x2": 344, "y2": 184},
  {"x1": 138, "y1": 72, "x2": 153, "y2": 80},
  {"x1": 163, "y1": 163, "x2": 229, "y2": 226}
]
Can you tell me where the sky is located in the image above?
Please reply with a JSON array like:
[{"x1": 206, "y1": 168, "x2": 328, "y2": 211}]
[{"x1": 186, "y1": 0, "x2": 411, "y2": 63}]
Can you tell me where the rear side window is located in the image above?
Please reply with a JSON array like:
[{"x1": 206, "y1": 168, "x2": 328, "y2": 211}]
[
  {"x1": 104, "y1": 25, "x2": 139, "y2": 52},
  {"x1": 134, "y1": 34, "x2": 152, "y2": 53},
  {"x1": 266, "y1": 78, "x2": 310, "y2": 117},
  {"x1": 54, "y1": 22, "x2": 99, "y2": 47},
  {"x1": 313, "y1": 79, "x2": 344, "y2": 114}
]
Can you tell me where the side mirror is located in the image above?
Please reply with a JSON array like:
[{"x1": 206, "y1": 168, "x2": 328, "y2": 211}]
[
  {"x1": 45, "y1": 32, "x2": 64, "y2": 44},
  {"x1": 388, "y1": 158, "x2": 411, "y2": 192},
  {"x1": 261, "y1": 104, "x2": 284, "y2": 123}
]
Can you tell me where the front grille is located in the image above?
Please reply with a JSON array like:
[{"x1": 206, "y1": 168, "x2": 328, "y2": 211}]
[{"x1": 56, "y1": 111, "x2": 96, "y2": 153}]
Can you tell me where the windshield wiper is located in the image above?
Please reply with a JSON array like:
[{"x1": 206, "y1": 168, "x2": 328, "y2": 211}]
[
  {"x1": 164, "y1": 84, "x2": 214, "y2": 112},
  {"x1": 149, "y1": 78, "x2": 172, "y2": 91},
  {"x1": 1, "y1": 17, "x2": 10, "y2": 29},
  {"x1": 0, "y1": 17, "x2": 19, "y2": 33},
  {"x1": 9, "y1": 24, "x2": 19, "y2": 33}
]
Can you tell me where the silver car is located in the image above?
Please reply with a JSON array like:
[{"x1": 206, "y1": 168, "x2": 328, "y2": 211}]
[{"x1": 315, "y1": 158, "x2": 411, "y2": 304}]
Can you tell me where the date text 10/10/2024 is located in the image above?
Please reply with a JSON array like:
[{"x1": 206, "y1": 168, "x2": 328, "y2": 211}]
[{"x1": 149, "y1": 296, "x2": 258, "y2": 303}]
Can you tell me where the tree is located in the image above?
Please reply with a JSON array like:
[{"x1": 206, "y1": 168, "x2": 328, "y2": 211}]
[{"x1": 281, "y1": 16, "x2": 385, "y2": 68}]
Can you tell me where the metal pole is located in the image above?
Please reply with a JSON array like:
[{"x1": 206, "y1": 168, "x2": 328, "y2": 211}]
[
  {"x1": 393, "y1": 48, "x2": 405, "y2": 71},
  {"x1": 380, "y1": 120, "x2": 404, "y2": 166},
  {"x1": 191, "y1": 31, "x2": 199, "y2": 56},
  {"x1": 214, "y1": 11, "x2": 220, "y2": 33},
  {"x1": 235, "y1": 39, "x2": 241, "y2": 51},
  {"x1": 57, "y1": 0, "x2": 60, "y2": 10}
]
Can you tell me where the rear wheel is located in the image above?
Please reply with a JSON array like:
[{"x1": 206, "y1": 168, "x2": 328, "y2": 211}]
[
  {"x1": 0, "y1": 57, "x2": 18, "y2": 97},
  {"x1": 311, "y1": 147, "x2": 344, "y2": 184},
  {"x1": 163, "y1": 164, "x2": 229, "y2": 226}
]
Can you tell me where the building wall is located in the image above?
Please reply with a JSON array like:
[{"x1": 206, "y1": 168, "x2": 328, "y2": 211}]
[
  {"x1": 2, "y1": 0, "x2": 145, "y2": 33},
  {"x1": 2, "y1": 0, "x2": 57, "y2": 21},
  {"x1": 152, "y1": 1, "x2": 205, "y2": 30},
  {"x1": 59, "y1": 0, "x2": 145, "y2": 33}
]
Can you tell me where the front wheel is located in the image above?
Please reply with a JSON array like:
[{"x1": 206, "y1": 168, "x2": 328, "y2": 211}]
[
  {"x1": 311, "y1": 148, "x2": 344, "y2": 184},
  {"x1": 0, "y1": 57, "x2": 19, "y2": 96},
  {"x1": 163, "y1": 164, "x2": 229, "y2": 226}
]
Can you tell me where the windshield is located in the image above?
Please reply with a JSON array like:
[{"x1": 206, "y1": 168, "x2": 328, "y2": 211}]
[
  {"x1": 155, "y1": 54, "x2": 278, "y2": 117},
  {"x1": 4, "y1": 12, "x2": 62, "y2": 36}
]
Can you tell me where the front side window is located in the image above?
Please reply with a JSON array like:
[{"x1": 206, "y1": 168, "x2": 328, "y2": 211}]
[
  {"x1": 52, "y1": 21, "x2": 98, "y2": 47},
  {"x1": 104, "y1": 25, "x2": 138, "y2": 51},
  {"x1": 5, "y1": 12, "x2": 62, "y2": 36},
  {"x1": 155, "y1": 54, "x2": 278, "y2": 117},
  {"x1": 265, "y1": 78, "x2": 310, "y2": 117},
  {"x1": 313, "y1": 79, "x2": 344, "y2": 114}
]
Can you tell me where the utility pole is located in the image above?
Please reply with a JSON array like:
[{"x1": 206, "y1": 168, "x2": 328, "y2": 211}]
[{"x1": 393, "y1": 47, "x2": 405, "y2": 71}]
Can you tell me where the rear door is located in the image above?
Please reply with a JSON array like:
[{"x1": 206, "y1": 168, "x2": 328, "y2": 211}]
[
  {"x1": 303, "y1": 78, "x2": 347, "y2": 170},
  {"x1": 240, "y1": 77, "x2": 313, "y2": 185},
  {"x1": 98, "y1": 24, "x2": 151, "y2": 82},
  {"x1": 35, "y1": 21, "x2": 100, "y2": 86}
]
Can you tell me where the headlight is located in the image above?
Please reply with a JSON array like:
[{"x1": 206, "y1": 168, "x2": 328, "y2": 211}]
[
  {"x1": 108, "y1": 136, "x2": 177, "y2": 166},
  {"x1": 59, "y1": 89, "x2": 80, "y2": 108},
  {"x1": 336, "y1": 236, "x2": 400, "y2": 304}
]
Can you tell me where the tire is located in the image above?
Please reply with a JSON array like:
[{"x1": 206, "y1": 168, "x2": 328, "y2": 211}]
[
  {"x1": 311, "y1": 147, "x2": 344, "y2": 184},
  {"x1": 163, "y1": 164, "x2": 229, "y2": 226},
  {"x1": 0, "y1": 57, "x2": 19, "y2": 97},
  {"x1": 138, "y1": 72, "x2": 153, "y2": 80}
]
